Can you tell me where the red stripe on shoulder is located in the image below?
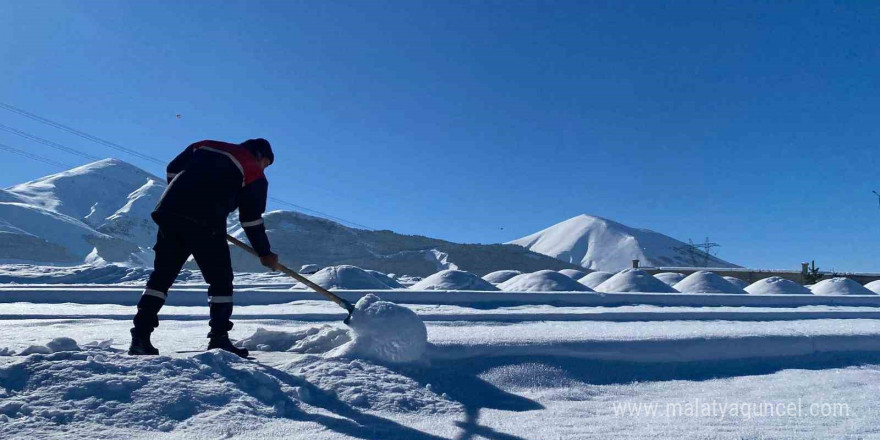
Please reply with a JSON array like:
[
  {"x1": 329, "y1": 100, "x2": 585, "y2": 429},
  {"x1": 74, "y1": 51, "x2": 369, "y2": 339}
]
[{"x1": 192, "y1": 140, "x2": 265, "y2": 185}]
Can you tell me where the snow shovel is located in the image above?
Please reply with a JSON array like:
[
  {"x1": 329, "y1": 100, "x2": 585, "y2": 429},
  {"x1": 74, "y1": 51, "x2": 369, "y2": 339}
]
[{"x1": 226, "y1": 234, "x2": 356, "y2": 324}]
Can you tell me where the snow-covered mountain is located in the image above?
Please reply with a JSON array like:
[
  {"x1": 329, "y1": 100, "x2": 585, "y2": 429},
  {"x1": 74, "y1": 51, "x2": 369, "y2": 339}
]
[
  {"x1": 7, "y1": 158, "x2": 164, "y2": 235},
  {"x1": 1, "y1": 159, "x2": 577, "y2": 275},
  {"x1": 508, "y1": 214, "x2": 738, "y2": 271},
  {"x1": 1, "y1": 159, "x2": 162, "y2": 264}
]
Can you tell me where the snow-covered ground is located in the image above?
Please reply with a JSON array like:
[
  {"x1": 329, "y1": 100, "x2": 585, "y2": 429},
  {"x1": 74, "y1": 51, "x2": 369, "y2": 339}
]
[{"x1": 2, "y1": 286, "x2": 880, "y2": 439}]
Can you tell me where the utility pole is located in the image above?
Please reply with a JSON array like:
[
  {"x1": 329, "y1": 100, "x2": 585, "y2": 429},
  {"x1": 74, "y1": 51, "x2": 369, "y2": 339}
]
[{"x1": 673, "y1": 238, "x2": 721, "y2": 267}]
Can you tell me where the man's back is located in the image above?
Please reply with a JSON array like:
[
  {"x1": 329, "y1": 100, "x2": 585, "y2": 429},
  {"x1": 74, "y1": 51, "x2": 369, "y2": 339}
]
[{"x1": 154, "y1": 140, "x2": 267, "y2": 232}]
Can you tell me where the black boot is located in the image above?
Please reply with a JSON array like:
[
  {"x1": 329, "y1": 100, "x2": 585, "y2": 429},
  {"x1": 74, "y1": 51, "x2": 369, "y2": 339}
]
[
  {"x1": 207, "y1": 335, "x2": 250, "y2": 358},
  {"x1": 129, "y1": 328, "x2": 159, "y2": 355},
  {"x1": 130, "y1": 293, "x2": 164, "y2": 356},
  {"x1": 207, "y1": 301, "x2": 248, "y2": 358}
]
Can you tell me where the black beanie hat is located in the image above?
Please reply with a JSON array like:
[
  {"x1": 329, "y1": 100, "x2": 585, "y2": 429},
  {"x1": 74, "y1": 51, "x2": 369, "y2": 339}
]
[{"x1": 240, "y1": 138, "x2": 274, "y2": 164}]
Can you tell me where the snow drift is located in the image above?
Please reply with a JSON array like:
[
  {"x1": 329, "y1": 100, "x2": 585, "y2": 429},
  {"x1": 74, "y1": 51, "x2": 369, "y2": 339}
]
[
  {"x1": 673, "y1": 271, "x2": 746, "y2": 294},
  {"x1": 595, "y1": 269, "x2": 679, "y2": 293},
  {"x1": 745, "y1": 277, "x2": 813, "y2": 295},
  {"x1": 409, "y1": 269, "x2": 499, "y2": 291},
  {"x1": 498, "y1": 270, "x2": 593, "y2": 292}
]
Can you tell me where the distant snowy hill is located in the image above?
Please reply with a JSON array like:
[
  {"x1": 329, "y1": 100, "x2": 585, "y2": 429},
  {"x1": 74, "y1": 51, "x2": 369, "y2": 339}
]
[
  {"x1": 1, "y1": 159, "x2": 161, "y2": 264},
  {"x1": 508, "y1": 214, "x2": 738, "y2": 271},
  {"x1": 1, "y1": 159, "x2": 576, "y2": 275},
  {"x1": 7, "y1": 158, "x2": 163, "y2": 234},
  {"x1": 228, "y1": 210, "x2": 577, "y2": 276}
]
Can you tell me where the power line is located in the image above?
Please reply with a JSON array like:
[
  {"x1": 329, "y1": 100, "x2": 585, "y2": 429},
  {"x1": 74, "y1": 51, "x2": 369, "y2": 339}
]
[
  {"x1": 0, "y1": 102, "x2": 164, "y2": 165},
  {"x1": 0, "y1": 123, "x2": 102, "y2": 161},
  {"x1": 0, "y1": 141, "x2": 165, "y2": 193},
  {"x1": 0, "y1": 104, "x2": 374, "y2": 230},
  {"x1": 0, "y1": 141, "x2": 73, "y2": 169}
]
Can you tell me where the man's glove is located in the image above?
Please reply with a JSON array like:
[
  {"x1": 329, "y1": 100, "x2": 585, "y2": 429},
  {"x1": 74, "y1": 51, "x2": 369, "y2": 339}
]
[{"x1": 259, "y1": 252, "x2": 279, "y2": 269}]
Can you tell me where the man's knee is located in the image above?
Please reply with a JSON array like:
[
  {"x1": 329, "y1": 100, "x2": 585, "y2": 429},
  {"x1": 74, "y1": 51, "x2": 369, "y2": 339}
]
[
  {"x1": 147, "y1": 230, "x2": 189, "y2": 293},
  {"x1": 146, "y1": 272, "x2": 176, "y2": 294}
]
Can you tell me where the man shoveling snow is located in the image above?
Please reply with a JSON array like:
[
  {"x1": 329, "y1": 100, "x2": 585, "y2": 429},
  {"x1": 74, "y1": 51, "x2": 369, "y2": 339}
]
[{"x1": 130, "y1": 139, "x2": 279, "y2": 358}]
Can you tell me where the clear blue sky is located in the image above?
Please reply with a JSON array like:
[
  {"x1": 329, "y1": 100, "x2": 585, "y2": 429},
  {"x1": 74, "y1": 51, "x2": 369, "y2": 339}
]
[{"x1": 1, "y1": 1, "x2": 879, "y2": 272}]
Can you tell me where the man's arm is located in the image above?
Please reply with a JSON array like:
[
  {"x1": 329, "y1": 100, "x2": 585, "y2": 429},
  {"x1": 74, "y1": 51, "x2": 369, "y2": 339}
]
[{"x1": 238, "y1": 177, "x2": 275, "y2": 265}]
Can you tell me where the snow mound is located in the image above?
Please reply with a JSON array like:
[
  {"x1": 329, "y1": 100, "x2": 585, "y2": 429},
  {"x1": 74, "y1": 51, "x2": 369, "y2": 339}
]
[
  {"x1": 810, "y1": 278, "x2": 877, "y2": 296},
  {"x1": 595, "y1": 269, "x2": 679, "y2": 293},
  {"x1": 0, "y1": 348, "x2": 311, "y2": 434},
  {"x1": 558, "y1": 268, "x2": 592, "y2": 279},
  {"x1": 745, "y1": 277, "x2": 813, "y2": 295},
  {"x1": 329, "y1": 294, "x2": 427, "y2": 363},
  {"x1": 409, "y1": 269, "x2": 499, "y2": 291},
  {"x1": 578, "y1": 271, "x2": 615, "y2": 288},
  {"x1": 673, "y1": 271, "x2": 746, "y2": 294},
  {"x1": 498, "y1": 270, "x2": 594, "y2": 292},
  {"x1": 481, "y1": 270, "x2": 523, "y2": 284},
  {"x1": 46, "y1": 337, "x2": 80, "y2": 352},
  {"x1": 19, "y1": 337, "x2": 81, "y2": 356},
  {"x1": 723, "y1": 276, "x2": 749, "y2": 289},
  {"x1": 300, "y1": 265, "x2": 393, "y2": 290},
  {"x1": 240, "y1": 326, "x2": 351, "y2": 353},
  {"x1": 654, "y1": 272, "x2": 685, "y2": 286},
  {"x1": 365, "y1": 270, "x2": 404, "y2": 289},
  {"x1": 864, "y1": 280, "x2": 880, "y2": 294}
]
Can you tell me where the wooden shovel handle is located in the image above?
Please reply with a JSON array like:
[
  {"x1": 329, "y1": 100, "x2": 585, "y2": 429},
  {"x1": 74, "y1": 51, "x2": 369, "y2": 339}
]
[{"x1": 226, "y1": 234, "x2": 355, "y2": 313}]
